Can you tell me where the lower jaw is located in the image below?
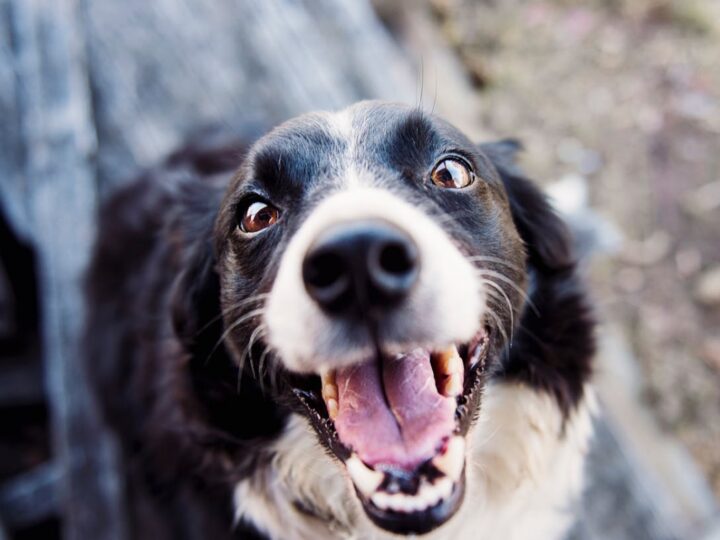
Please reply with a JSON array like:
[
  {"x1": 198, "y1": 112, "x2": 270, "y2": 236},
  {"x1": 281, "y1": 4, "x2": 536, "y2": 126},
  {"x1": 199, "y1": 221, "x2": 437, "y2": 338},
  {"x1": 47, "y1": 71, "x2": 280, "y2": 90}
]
[
  {"x1": 342, "y1": 432, "x2": 468, "y2": 534},
  {"x1": 361, "y1": 468, "x2": 466, "y2": 535}
]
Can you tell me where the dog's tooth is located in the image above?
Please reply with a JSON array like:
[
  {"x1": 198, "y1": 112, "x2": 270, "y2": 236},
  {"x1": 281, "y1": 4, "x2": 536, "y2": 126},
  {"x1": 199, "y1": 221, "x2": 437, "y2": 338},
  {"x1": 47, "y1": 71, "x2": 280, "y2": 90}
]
[
  {"x1": 432, "y1": 436, "x2": 465, "y2": 480},
  {"x1": 407, "y1": 495, "x2": 423, "y2": 513},
  {"x1": 321, "y1": 370, "x2": 337, "y2": 397},
  {"x1": 321, "y1": 370, "x2": 339, "y2": 418},
  {"x1": 434, "y1": 346, "x2": 462, "y2": 373},
  {"x1": 432, "y1": 346, "x2": 464, "y2": 397},
  {"x1": 388, "y1": 495, "x2": 401, "y2": 512},
  {"x1": 435, "y1": 477, "x2": 453, "y2": 500},
  {"x1": 421, "y1": 482, "x2": 441, "y2": 507},
  {"x1": 323, "y1": 382, "x2": 337, "y2": 400},
  {"x1": 326, "y1": 398, "x2": 338, "y2": 420},
  {"x1": 405, "y1": 496, "x2": 419, "y2": 513},
  {"x1": 444, "y1": 373, "x2": 463, "y2": 397},
  {"x1": 398, "y1": 495, "x2": 418, "y2": 513},
  {"x1": 371, "y1": 491, "x2": 391, "y2": 510},
  {"x1": 346, "y1": 454, "x2": 384, "y2": 497}
]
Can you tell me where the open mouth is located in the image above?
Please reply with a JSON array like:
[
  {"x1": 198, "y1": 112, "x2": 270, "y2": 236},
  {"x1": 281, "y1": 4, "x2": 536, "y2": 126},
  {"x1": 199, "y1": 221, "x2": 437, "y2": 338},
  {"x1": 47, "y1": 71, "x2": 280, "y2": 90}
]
[{"x1": 292, "y1": 326, "x2": 492, "y2": 535}]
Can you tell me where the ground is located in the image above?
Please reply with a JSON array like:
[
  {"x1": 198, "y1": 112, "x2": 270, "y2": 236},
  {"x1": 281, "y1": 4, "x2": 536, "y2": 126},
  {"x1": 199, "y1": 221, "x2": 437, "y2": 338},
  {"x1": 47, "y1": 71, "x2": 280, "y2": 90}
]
[{"x1": 424, "y1": 0, "x2": 720, "y2": 499}]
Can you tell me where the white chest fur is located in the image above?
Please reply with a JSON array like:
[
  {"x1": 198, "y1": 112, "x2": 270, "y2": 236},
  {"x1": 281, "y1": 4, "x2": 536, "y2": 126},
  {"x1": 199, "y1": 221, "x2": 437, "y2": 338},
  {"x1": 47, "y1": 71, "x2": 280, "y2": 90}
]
[{"x1": 234, "y1": 382, "x2": 595, "y2": 540}]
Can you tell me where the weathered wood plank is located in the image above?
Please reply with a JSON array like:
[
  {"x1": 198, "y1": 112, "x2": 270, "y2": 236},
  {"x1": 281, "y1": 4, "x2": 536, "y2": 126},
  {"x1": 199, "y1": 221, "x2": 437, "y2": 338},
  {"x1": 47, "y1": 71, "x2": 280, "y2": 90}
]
[
  {"x1": 81, "y1": 0, "x2": 418, "y2": 193},
  {"x1": 0, "y1": 462, "x2": 59, "y2": 530},
  {"x1": 5, "y1": 0, "x2": 128, "y2": 538},
  {"x1": 0, "y1": 0, "x2": 32, "y2": 244}
]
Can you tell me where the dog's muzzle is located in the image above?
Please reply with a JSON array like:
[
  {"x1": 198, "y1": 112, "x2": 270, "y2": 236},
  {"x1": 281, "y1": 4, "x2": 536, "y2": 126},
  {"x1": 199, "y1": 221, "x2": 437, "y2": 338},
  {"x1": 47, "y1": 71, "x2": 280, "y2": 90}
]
[{"x1": 263, "y1": 187, "x2": 489, "y2": 534}]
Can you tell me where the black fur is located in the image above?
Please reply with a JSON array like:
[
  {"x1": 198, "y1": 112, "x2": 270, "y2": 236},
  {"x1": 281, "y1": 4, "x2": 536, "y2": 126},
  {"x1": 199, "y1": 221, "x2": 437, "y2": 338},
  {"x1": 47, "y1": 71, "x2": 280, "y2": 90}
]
[
  {"x1": 85, "y1": 105, "x2": 594, "y2": 538},
  {"x1": 481, "y1": 140, "x2": 594, "y2": 415}
]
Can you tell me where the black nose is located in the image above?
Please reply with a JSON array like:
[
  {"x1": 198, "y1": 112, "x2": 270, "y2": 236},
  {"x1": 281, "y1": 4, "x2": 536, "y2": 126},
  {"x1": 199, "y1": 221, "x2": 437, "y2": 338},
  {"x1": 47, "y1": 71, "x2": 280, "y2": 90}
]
[{"x1": 302, "y1": 221, "x2": 419, "y2": 314}]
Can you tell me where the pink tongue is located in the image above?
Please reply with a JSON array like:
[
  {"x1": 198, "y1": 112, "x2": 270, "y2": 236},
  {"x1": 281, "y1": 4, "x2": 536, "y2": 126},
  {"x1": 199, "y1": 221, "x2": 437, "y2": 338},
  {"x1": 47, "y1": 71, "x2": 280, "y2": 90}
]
[{"x1": 334, "y1": 348, "x2": 456, "y2": 470}]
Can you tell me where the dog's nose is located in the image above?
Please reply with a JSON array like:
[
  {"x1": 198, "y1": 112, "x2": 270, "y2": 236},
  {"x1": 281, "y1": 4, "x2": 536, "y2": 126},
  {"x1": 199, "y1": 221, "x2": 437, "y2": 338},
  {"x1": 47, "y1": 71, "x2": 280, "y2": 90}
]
[{"x1": 302, "y1": 221, "x2": 419, "y2": 314}]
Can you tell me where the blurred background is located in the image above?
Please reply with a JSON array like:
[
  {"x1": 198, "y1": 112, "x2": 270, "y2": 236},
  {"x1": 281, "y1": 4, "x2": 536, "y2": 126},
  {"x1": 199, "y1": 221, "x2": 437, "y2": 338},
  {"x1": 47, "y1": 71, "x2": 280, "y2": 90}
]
[{"x1": 0, "y1": 0, "x2": 718, "y2": 538}]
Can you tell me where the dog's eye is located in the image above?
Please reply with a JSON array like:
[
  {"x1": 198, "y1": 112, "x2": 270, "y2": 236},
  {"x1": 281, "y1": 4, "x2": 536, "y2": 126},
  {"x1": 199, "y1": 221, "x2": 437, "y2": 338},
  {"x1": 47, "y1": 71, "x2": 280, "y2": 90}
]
[
  {"x1": 431, "y1": 158, "x2": 475, "y2": 189},
  {"x1": 238, "y1": 200, "x2": 280, "y2": 234}
]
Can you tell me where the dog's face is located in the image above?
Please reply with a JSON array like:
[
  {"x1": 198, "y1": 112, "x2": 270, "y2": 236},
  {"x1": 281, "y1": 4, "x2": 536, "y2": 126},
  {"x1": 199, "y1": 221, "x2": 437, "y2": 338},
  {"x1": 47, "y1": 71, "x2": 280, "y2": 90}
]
[{"x1": 214, "y1": 101, "x2": 527, "y2": 534}]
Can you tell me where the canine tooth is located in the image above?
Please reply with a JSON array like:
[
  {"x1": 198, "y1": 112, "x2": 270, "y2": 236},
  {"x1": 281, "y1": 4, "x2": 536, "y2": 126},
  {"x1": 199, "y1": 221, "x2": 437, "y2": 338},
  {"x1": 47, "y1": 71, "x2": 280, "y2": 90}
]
[
  {"x1": 432, "y1": 436, "x2": 465, "y2": 480},
  {"x1": 432, "y1": 346, "x2": 464, "y2": 397},
  {"x1": 435, "y1": 346, "x2": 463, "y2": 373},
  {"x1": 321, "y1": 370, "x2": 339, "y2": 418},
  {"x1": 445, "y1": 373, "x2": 463, "y2": 396},
  {"x1": 346, "y1": 455, "x2": 383, "y2": 497},
  {"x1": 326, "y1": 398, "x2": 338, "y2": 420},
  {"x1": 321, "y1": 370, "x2": 337, "y2": 396},
  {"x1": 323, "y1": 383, "x2": 337, "y2": 400}
]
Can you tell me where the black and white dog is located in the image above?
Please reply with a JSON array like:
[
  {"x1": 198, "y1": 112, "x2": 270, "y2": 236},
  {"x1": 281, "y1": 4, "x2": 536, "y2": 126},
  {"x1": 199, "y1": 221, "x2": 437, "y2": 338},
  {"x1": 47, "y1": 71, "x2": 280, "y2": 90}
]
[{"x1": 86, "y1": 101, "x2": 595, "y2": 539}]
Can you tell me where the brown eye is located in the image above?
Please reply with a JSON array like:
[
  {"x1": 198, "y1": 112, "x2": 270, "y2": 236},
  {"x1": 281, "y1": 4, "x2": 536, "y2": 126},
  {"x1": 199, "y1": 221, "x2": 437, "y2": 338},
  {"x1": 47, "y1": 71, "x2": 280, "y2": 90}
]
[
  {"x1": 238, "y1": 200, "x2": 280, "y2": 234},
  {"x1": 430, "y1": 158, "x2": 475, "y2": 189}
]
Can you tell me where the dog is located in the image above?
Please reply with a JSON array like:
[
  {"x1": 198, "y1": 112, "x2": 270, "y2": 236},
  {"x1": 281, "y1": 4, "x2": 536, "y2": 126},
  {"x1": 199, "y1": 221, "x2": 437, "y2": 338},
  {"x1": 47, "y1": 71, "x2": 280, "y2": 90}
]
[{"x1": 85, "y1": 101, "x2": 595, "y2": 540}]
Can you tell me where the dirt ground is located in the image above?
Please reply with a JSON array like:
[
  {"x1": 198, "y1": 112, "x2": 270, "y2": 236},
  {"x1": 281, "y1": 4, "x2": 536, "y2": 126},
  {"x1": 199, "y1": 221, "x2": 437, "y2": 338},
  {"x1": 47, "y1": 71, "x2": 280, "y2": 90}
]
[{"x1": 423, "y1": 0, "x2": 720, "y2": 499}]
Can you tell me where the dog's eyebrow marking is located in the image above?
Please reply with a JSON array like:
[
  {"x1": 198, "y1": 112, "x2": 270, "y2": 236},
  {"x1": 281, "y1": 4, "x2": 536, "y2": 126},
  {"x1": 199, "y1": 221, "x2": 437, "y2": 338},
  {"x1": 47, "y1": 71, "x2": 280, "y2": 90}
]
[
  {"x1": 249, "y1": 115, "x2": 347, "y2": 195},
  {"x1": 324, "y1": 106, "x2": 370, "y2": 190}
]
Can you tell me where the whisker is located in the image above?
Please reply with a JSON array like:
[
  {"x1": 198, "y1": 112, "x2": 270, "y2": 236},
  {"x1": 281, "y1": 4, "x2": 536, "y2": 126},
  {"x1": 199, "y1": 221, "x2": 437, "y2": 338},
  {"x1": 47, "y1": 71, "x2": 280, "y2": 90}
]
[
  {"x1": 467, "y1": 255, "x2": 524, "y2": 273},
  {"x1": 243, "y1": 324, "x2": 266, "y2": 379},
  {"x1": 484, "y1": 284, "x2": 521, "y2": 315},
  {"x1": 417, "y1": 55, "x2": 425, "y2": 110},
  {"x1": 431, "y1": 67, "x2": 439, "y2": 115},
  {"x1": 194, "y1": 293, "x2": 270, "y2": 337},
  {"x1": 484, "y1": 297, "x2": 513, "y2": 349},
  {"x1": 476, "y1": 269, "x2": 539, "y2": 316},
  {"x1": 205, "y1": 307, "x2": 265, "y2": 365},
  {"x1": 484, "y1": 307, "x2": 510, "y2": 354},
  {"x1": 256, "y1": 345, "x2": 272, "y2": 389},
  {"x1": 482, "y1": 279, "x2": 515, "y2": 346},
  {"x1": 265, "y1": 351, "x2": 280, "y2": 394}
]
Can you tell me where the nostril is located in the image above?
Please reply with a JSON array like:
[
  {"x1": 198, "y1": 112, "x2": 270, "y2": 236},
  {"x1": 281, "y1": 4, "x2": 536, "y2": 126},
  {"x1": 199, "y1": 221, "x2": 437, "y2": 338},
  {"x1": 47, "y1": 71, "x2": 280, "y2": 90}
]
[
  {"x1": 368, "y1": 236, "x2": 419, "y2": 301},
  {"x1": 305, "y1": 251, "x2": 345, "y2": 289},
  {"x1": 302, "y1": 250, "x2": 351, "y2": 310},
  {"x1": 378, "y1": 241, "x2": 416, "y2": 277}
]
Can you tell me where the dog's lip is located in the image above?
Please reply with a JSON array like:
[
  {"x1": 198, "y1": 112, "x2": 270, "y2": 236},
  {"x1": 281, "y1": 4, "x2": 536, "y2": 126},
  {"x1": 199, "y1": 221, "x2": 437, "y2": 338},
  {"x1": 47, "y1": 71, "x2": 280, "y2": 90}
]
[{"x1": 290, "y1": 326, "x2": 492, "y2": 534}]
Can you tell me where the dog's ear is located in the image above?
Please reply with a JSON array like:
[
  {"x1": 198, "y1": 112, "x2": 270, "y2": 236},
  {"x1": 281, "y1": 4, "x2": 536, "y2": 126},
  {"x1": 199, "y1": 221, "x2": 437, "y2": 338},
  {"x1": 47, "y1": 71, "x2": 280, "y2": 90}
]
[
  {"x1": 480, "y1": 139, "x2": 574, "y2": 271},
  {"x1": 480, "y1": 140, "x2": 594, "y2": 416},
  {"x1": 171, "y1": 237, "x2": 220, "y2": 348},
  {"x1": 169, "y1": 181, "x2": 224, "y2": 350}
]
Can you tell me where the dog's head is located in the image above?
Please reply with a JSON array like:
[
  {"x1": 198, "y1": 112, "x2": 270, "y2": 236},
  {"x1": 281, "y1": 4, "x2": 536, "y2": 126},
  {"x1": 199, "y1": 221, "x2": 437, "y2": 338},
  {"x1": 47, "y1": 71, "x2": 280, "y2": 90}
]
[{"x1": 213, "y1": 101, "x2": 534, "y2": 534}]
